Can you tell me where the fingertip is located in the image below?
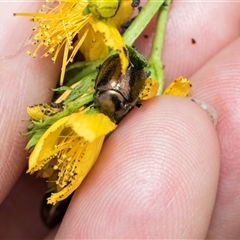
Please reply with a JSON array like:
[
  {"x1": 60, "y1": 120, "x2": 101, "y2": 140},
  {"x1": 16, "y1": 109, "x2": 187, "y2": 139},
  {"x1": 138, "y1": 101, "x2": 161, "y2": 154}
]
[{"x1": 56, "y1": 96, "x2": 220, "y2": 239}]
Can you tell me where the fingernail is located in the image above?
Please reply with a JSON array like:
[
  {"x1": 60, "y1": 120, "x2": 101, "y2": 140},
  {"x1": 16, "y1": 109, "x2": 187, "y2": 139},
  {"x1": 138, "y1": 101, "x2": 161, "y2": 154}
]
[
  {"x1": 0, "y1": 2, "x2": 42, "y2": 58},
  {"x1": 189, "y1": 98, "x2": 218, "y2": 126}
]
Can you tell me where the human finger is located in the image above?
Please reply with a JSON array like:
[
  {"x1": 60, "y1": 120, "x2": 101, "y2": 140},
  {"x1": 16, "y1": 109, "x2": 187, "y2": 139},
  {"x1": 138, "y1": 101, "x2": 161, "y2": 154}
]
[
  {"x1": 189, "y1": 37, "x2": 240, "y2": 239},
  {"x1": 0, "y1": 2, "x2": 61, "y2": 204},
  {"x1": 55, "y1": 96, "x2": 220, "y2": 239}
]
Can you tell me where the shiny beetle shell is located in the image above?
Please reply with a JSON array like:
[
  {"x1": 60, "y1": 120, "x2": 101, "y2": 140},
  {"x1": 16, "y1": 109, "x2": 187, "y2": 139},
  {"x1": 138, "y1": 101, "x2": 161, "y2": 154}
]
[{"x1": 94, "y1": 54, "x2": 148, "y2": 123}]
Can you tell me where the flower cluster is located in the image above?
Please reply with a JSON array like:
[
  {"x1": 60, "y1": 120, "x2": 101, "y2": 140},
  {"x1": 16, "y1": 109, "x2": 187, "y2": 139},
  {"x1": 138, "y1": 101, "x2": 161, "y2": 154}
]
[
  {"x1": 18, "y1": 0, "x2": 192, "y2": 207},
  {"x1": 26, "y1": 75, "x2": 191, "y2": 204}
]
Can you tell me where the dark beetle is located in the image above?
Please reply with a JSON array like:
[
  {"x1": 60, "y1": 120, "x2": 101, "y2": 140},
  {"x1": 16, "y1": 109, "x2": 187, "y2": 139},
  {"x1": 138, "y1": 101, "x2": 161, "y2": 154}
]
[{"x1": 94, "y1": 54, "x2": 148, "y2": 123}]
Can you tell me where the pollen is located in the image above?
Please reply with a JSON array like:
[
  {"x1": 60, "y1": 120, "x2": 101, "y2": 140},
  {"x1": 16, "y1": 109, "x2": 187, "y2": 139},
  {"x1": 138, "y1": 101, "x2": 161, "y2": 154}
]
[
  {"x1": 45, "y1": 130, "x2": 88, "y2": 189},
  {"x1": 16, "y1": 0, "x2": 134, "y2": 85}
]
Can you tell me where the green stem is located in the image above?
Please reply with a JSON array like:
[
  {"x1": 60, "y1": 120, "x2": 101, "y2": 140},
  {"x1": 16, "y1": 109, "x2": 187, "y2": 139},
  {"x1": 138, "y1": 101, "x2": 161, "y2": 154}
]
[
  {"x1": 148, "y1": 1, "x2": 171, "y2": 62},
  {"x1": 147, "y1": 0, "x2": 171, "y2": 95},
  {"x1": 123, "y1": 0, "x2": 165, "y2": 46}
]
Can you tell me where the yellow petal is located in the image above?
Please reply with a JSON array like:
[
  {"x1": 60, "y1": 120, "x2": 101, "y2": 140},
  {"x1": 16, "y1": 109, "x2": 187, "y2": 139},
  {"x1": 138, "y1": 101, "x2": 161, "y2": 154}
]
[
  {"x1": 79, "y1": 24, "x2": 109, "y2": 61},
  {"x1": 111, "y1": 0, "x2": 134, "y2": 27},
  {"x1": 163, "y1": 76, "x2": 192, "y2": 97},
  {"x1": 90, "y1": 18, "x2": 129, "y2": 73},
  {"x1": 66, "y1": 112, "x2": 116, "y2": 142},
  {"x1": 28, "y1": 113, "x2": 116, "y2": 172},
  {"x1": 138, "y1": 78, "x2": 159, "y2": 101},
  {"x1": 47, "y1": 135, "x2": 105, "y2": 204}
]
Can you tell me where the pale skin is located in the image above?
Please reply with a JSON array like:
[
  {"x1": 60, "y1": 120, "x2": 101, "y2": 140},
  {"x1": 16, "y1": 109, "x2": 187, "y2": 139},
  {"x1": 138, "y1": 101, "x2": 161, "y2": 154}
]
[{"x1": 1, "y1": 1, "x2": 240, "y2": 239}]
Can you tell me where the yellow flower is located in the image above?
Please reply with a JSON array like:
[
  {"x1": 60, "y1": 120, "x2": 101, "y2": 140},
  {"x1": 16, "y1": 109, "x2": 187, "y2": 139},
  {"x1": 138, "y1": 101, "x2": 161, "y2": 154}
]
[
  {"x1": 28, "y1": 112, "x2": 116, "y2": 205},
  {"x1": 16, "y1": 0, "x2": 134, "y2": 85}
]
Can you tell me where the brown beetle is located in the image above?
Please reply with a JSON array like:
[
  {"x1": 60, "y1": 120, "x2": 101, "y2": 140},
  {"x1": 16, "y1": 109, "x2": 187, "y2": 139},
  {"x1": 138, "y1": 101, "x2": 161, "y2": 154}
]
[{"x1": 94, "y1": 54, "x2": 149, "y2": 123}]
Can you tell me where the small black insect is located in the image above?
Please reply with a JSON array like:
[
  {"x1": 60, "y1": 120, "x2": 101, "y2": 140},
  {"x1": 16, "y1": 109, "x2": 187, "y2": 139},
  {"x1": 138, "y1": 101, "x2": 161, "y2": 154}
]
[{"x1": 94, "y1": 53, "x2": 148, "y2": 123}]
